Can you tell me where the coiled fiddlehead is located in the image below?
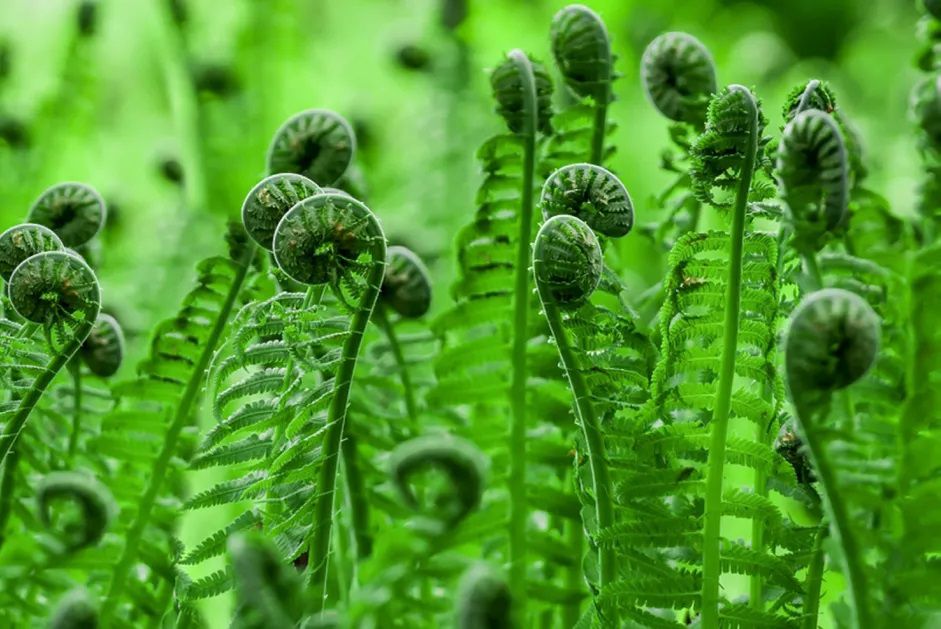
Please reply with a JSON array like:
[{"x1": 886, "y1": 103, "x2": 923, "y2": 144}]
[
  {"x1": 690, "y1": 85, "x2": 770, "y2": 209},
  {"x1": 37, "y1": 471, "x2": 114, "y2": 553},
  {"x1": 490, "y1": 52, "x2": 554, "y2": 135},
  {"x1": 550, "y1": 4, "x2": 613, "y2": 164},
  {"x1": 380, "y1": 245, "x2": 432, "y2": 319},
  {"x1": 26, "y1": 183, "x2": 106, "y2": 248},
  {"x1": 272, "y1": 192, "x2": 386, "y2": 608},
  {"x1": 228, "y1": 532, "x2": 303, "y2": 629},
  {"x1": 783, "y1": 79, "x2": 836, "y2": 121},
  {"x1": 785, "y1": 288, "x2": 879, "y2": 628},
  {"x1": 540, "y1": 163, "x2": 633, "y2": 238},
  {"x1": 241, "y1": 173, "x2": 322, "y2": 250},
  {"x1": 777, "y1": 109, "x2": 849, "y2": 256},
  {"x1": 49, "y1": 588, "x2": 98, "y2": 629},
  {"x1": 0, "y1": 224, "x2": 63, "y2": 281},
  {"x1": 456, "y1": 564, "x2": 512, "y2": 629},
  {"x1": 79, "y1": 313, "x2": 124, "y2": 377},
  {"x1": 641, "y1": 32, "x2": 717, "y2": 127},
  {"x1": 390, "y1": 434, "x2": 486, "y2": 529},
  {"x1": 266, "y1": 109, "x2": 356, "y2": 186},
  {"x1": 532, "y1": 215, "x2": 616, "y2": 614}
]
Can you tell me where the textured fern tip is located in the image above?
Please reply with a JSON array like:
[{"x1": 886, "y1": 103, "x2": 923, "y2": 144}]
[
  {"x1": 38, "y1": 471, "x2": 116, "y2": 552},
  {"x1": 49, "y1": 588, "x2": 98, "y2": 629},
  {"x1": 241, "y1": 173, "x2": 322, "y2": 250},
  {"x1": 490, "y1": 50, "x2": 554, "y2": 134},
  {"x1": 550, "y1": 4, "x2": 612, "y2": 102},
  {"x1": 8, "y1": 251, "x2": 101, "y2": 325},
  {"x1": 541, "y1": 163, "x2": 633, "y2": 237},
  {"x1": 266, "y1": 109, "x2": 356, "y2": 186},
  {"x1": 456, "y1": 564, "x2": 513, "y2": 629},
  {"x1": 26, "y1": 182, "x2": 106, "y2": 248},
  {"x1": 785, "y1": 288, "x2": 880, "y2": 395},
  {"x1": 80, "y1": 313, "x2": 124, "y2": 377},
  {"x1": 0, "y1": 223, "x2": 63, "y2": 281},
  {"x1": 533, "y1": 214, "x2": 603, "y2": 308},
  {"x1": 381, "y1": 245, "x2": 432, "y2": 318},
  {"x1": 641, "y1": 32, "x2": 717, "y2": 125}
]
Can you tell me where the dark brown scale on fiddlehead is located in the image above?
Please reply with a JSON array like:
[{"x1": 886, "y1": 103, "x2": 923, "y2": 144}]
[
  {"x1": 241, "y1": 173, "x2": 322, "y2": 250},
  {"x1": 490, "y1": 54, "x2": 554, "y2": 134},
  {"x1": 456, "y1": 564, "x2": 512, "y2": 629},
  {"x1": 38, "y1": 471, "x2": 115, "y2": 553},
  {"x1": 272, "y1": 193, "x2": 386, "y2": 297},
  {"x1": 380, "y1": 246, "x2": 432, "y2": 318},
  {"x1": 776, "y1": 110, "x2": 849, "y2": 253},
  {"x1": 266, "y1": 109, "x2": 356, "y2": 186},
  {"x1": 0, "y1": 223, "x2": 63, "y2": 281},
  {"x1": 532, "y1": 214, "x2": 603, "y2": 309},
  {"x1": 49, "y1": 588, "x2": 98, "y2": 629},
  {"x1": 389, "y1": 434, "x2": 486, "y2": 529},
  {"x1": 79, "y1": 313, "x2": 124, "y2": 377},
  {"x1": 26, "y1": 183, "x2": 106, "y2": 249},
  {"x1": 550, "y1": 4, "x2": 612, "y2": 104},
  {"x1": 7, "y1": 251, "x2": 100, "y2": 328},
  {"x1": 540, "y1": 163, "x2": 633, "y2": 237},
  {"x1": 641, "y1": 32, "x2": 717, "y2": 127}
]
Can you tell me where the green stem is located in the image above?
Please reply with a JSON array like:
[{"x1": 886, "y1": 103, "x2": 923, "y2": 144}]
[
  {"x1": 802, "y1": 252, "x2": 823, "y2": 292},
  {"x1": 507, "y1": 48, "x2": 538, "y2": 622},
  {"x1": 341, "y1": 434, "x2": 372, "y2": 559},
  {"x1": 700, "y1": 85, "x2": 759, "y2": 629},
  {"x1": 374, "y1": 306, "x2": 419, "y2": 426},
  {"x1": 795, "y1": 401, "x2": 872, "y2": 628},
  {"x1": 101, "y1": 244, "x2": 256, "y2": 625},
  {"x1": 536, "y1": 297, "x2": 616, "y2": 608},
  {"x1": 590, "y1": 101, "x2": 607, "y2": 166},
  {"x1": 307, "y1": 262, "x2": 386, "y2": 612},
  {"x1": 749, "y1": 417, "x2": 772, "y2": 611},
  {"x1": 802, "y1": 523, "x2": 828, "y2": 629},
  {"x1": 562, "y1": 516, "x2": 585, "y2": 627},
  {"x1": 67, "y1": 359, "x2": 82, "y2": 459}
]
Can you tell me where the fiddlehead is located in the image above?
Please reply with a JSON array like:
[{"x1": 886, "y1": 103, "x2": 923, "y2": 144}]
[
  {"x1": 783, "y1": 79, "x2": 836, "y2": 120},
  {"x1": 228, "y1": 532, "x2": 304, "y2": 629},
  {"x1": 380, "y1": 245, "x2": 432, "y2": 319},
  {"x1": 641, "y1": 32, "x2": 717, "y2": 127},
  {"x1": 784, "y1": 288, "x2": 879, "y2": 627},
  {"x1": 456, "y1": 564, "x2": 512, "y2": 629},
  {"x1": 0, "y1": 223, "x2": 63, "y2": 281},
  {"x1": 26, "y1": 183, "x2": 106, "y2": 248},
  {"x1": 776, "y1": 109, "x2": 849, "y2": 258},
  {"x1": 540, "y1": 163, "x2": 633, "y2": 238},
  {"x1": 49, "y1": 588, "x2": 99, "y2": 629},
  {"x1": 78, "y1": 313, "x2": 124, "y2": 377},
  {"x1": 390, "y1": 434, "x2": 486, "y2": 529},
  {"x1": 266, "y1": 109, "x2": 356, "y2": 186},
  {"x1": 490, "y1": 53, "x2": 554, "y2": 135},
  {"x1": 37, "y1": 471, "x2": 114, "y2": 553},
  {"x1": 550, "y1": 4, "x2": 613, "y2": 164},
  {"x1": 241, "y1": 173, "x2": 322, "y2": 250}
]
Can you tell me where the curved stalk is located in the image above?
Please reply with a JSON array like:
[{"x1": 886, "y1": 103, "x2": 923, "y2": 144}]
[
  {"x1": 307, "y1": 262, "x2": 386, "y2": 611},
  {"x1": 802, "y1": 523, "x2": 828, "y2": 629},
  {"x1": 506, "y1": 48, "x2": 538, "y2": 621},
  {"x1": 101, "y1": 243, "x2": 256, "y2": 625},
  {"x1": 67, "y1": 358, "x2": 82, "y2": 459},
  {"x1": 700, "y1": 85, "x2": 759, "y2": 628},
  {"x1": 374, "y1": 306, "x2": 419, "y2": 425},
  {"x1": 590, "y1": 97, "x2": 608, "y2": 167}
]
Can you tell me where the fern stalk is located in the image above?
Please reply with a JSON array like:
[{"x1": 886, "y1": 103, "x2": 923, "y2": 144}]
[
  {"x1": 802, "y1": 523, "x2": 827, "y2": 629},
  {"x1": 506, "y1": 48, "x2": 538, "y2": 622},
  {"x1": 101, "y1": 242, "x2": 257, "y2": 624},
  {"x1": 307, "y1": 265, "x2": 386, "y2": 611},
  {"x1": 374, "y1": 306, "x2": 419, "y2": 425},
  {"x1": 700, "y1": 85, "x2": 759, "y2": 628},
  {"x1": 67, "y1": 358, "x2": 82, "y2": 459}
]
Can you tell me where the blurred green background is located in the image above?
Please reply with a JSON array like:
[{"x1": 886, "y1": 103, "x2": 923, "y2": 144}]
[{"x1": 0, "y1": 0, "x2": 921, "y2": 369}]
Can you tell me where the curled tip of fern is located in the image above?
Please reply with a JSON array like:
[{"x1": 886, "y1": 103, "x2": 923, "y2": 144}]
[
  {"x1": 640, "y1": 31, "x2": 717, "y2": 126},
  {"x1": 533, "y1": 214, "x2": 603, "y2": 309},
  {"x1": 0, "y1": 223, "x2": 63, "y2": 281},
  {"x1": 776, "y1": 109, "x2": 848, "y2": 252},
  {"x1": 389, "y1": 434, "x2": 487, "y2": 529},
  {"x1": 381, "y1": 245, "x2": 432, "y2": 318},
  {"x1": 541, "y1": 163, "x2": 633, "y2": 237},
  {"x1": 783, "y1": 79, "x2": 836, "y2": 122},
  {"x1": 456, "y1": 564, "x2": 512, "y2": 629},
  {"x1": 27, "y1": 182, "x2": 106, "y2": 248},
  {"x1": 550, "y1": 4, "x2": 612, "y2": 103},
  {"x1": 38, "y1": 471, "x2": 115, "y2": 553},
  {"x1": 49, "y1": 588, "x2": 98, "y2": 629},
  {"x1": 80, "y1": 313, "x2": 124, "y2": 377},
  {"x1": 490, "y1": 50, "x2": 554, "y2": 135},
  {"x1": 785, "y1": 288, "x2": 880, "y2": 400},
  {"x1": 689, "y1": 84, "x2": 766, "y2": 208},
  {"x1": 272, "y1": 193, "x2": 386, "y2": 291},
  {"x1": 912, "y1": 74, "x2": 941, "y2": 152},
  {"x1": 266, "y1": 109, "x2": 356, "y2": 186},
  {"x1": 8, "y1": 251, "x2": 101, "y2": 326},
  {"x1": 241, "y1": 173, "x2": 322, "y2": 250},
  {"x1": 227, "y1": 532, "x2": 302, "y2": 627}
]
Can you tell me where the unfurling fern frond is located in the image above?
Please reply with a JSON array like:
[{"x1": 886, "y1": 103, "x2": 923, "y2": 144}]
[
  {"x1": 456, "y1": 564, "x2": 513, "y2": 629},
  {"x1": 540, "y1": 163, "x2": 633, "y2": 238},
  {"x1": 37, "y1": 471, "x2": 115, "y2": 553},
  {"x1": 49, "y1": 588, "x2": 99, "y2": 629},
  {"x1": 266, "y1": 109, "x2": 356, "y2": 186},
  {"x1": 26, "y1": 182, "x2": 106, "y2": 248},
  {"x1": 641, "y1": 32, "x2": 717, "y2": 128},
  {"x1": 241, "y1": 173, "x2": 322, "y2": 250}
]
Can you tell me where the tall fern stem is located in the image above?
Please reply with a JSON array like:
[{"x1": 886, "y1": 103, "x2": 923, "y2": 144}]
[
  {"x1": 700, "y1": 85, "x2": 759, "y2": 628},
  {"x1": 374, "y1": 306, "x2": 419, "y2": 425}
]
